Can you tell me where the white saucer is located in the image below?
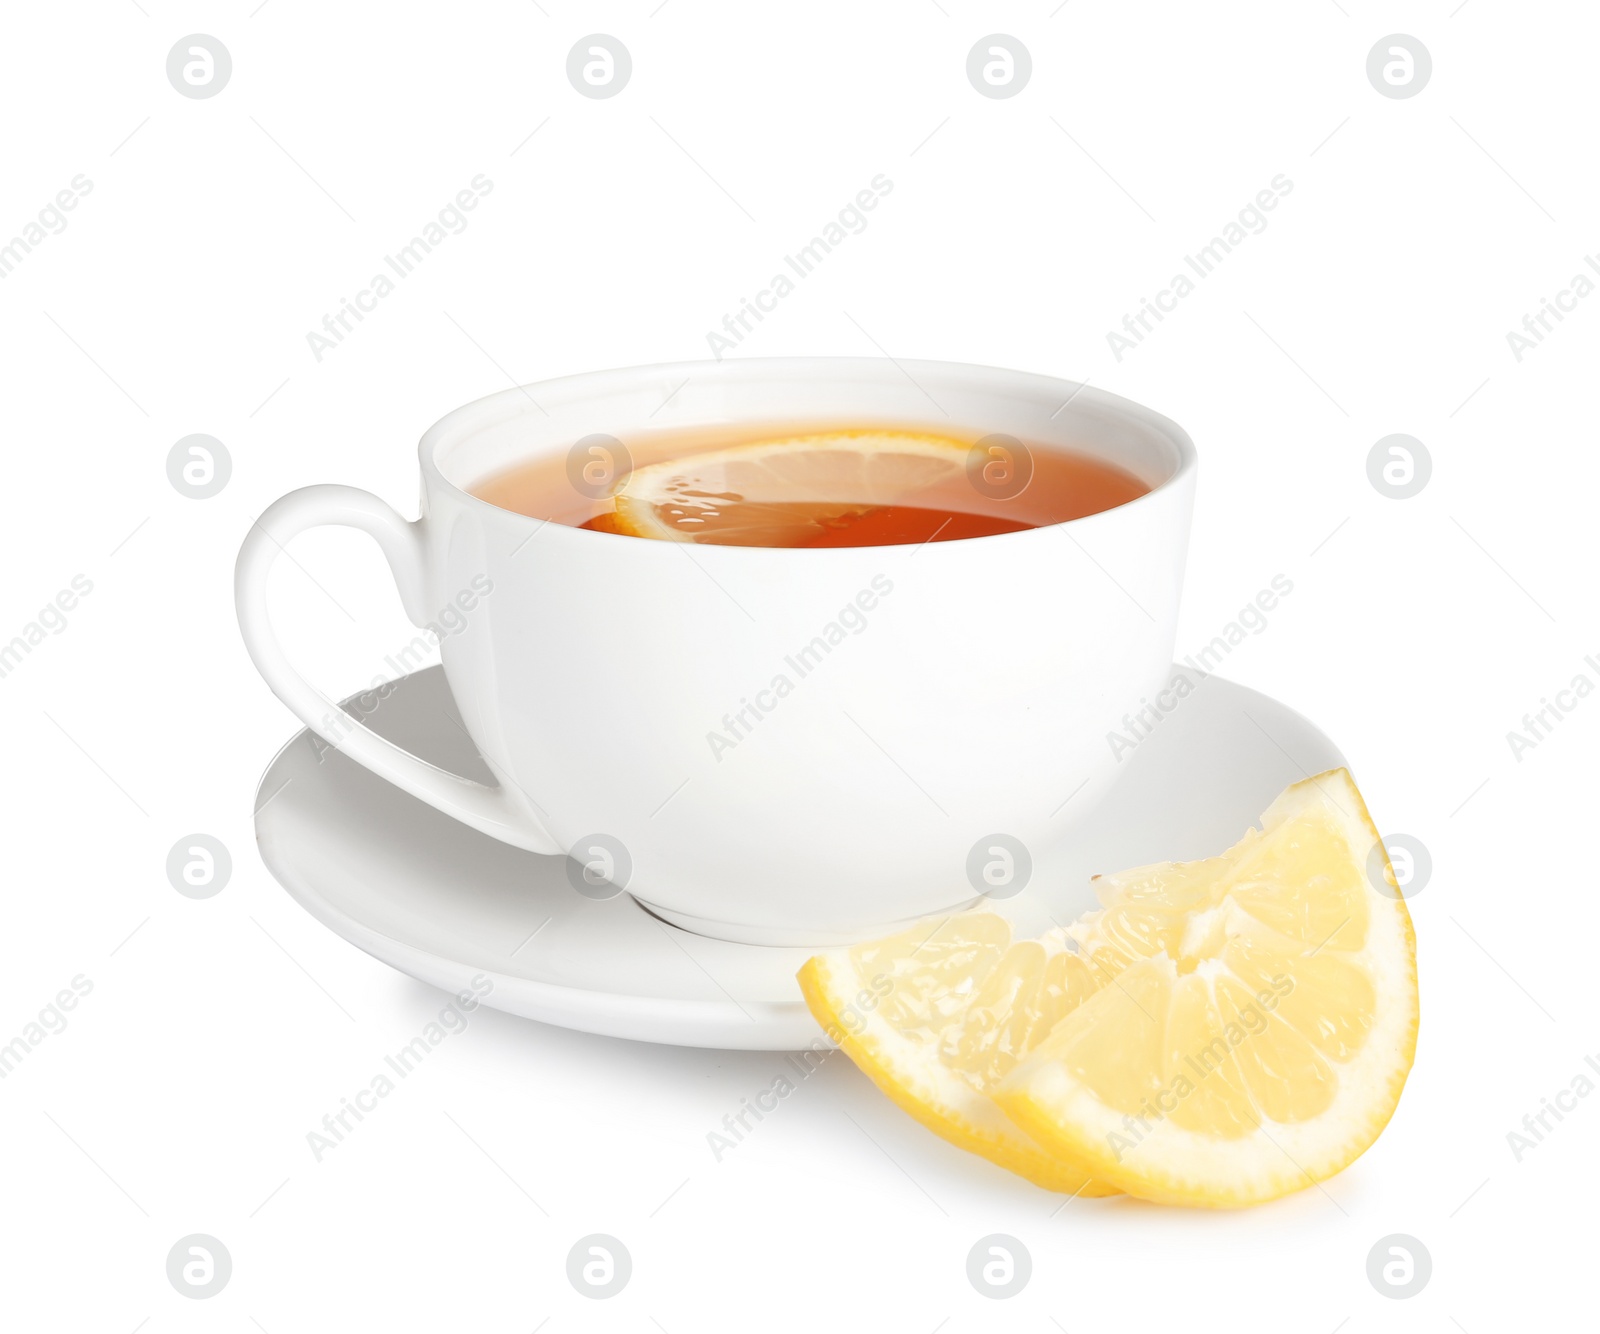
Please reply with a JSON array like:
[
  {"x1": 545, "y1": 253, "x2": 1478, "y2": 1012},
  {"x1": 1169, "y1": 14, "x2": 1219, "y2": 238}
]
[{"x1": 253, "y1": 665, "x2": 1345, "y2": 1050}]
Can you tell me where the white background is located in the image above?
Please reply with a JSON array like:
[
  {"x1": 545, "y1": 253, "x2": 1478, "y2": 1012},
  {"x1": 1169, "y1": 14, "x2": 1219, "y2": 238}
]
[{"x1": 1, "y1": 1, "x2": 1594, "y2": 1329}]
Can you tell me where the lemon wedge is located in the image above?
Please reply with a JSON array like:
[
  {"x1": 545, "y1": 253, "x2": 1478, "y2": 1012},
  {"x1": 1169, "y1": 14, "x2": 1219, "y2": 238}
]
[
  {"x1": 997, "y1": 768, "x2": 1418, "y2": 1206},
  {"x1": 800, "y1": 768, "x2": 1419, "y2": 1207},
  {"x1": 797, "y1": 912, "x2": 1119, "y2": 1195}
]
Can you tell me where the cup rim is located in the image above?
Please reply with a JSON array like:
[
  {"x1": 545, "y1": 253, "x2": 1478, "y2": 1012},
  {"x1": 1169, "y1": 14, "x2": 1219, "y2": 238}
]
[{"x1": 417, "y1": 356, "x2": 1197, "y2": 548}]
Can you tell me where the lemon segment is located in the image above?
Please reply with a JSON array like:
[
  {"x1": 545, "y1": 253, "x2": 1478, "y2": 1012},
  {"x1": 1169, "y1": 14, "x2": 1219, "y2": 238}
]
[
  {"x1": 797, "y1": 913, "x2": 1119, "y2": 1196},
  {"x1": 611, "y1": 431, "x2": 972, "y2": 545},
  {"x1": 994, "y1": 768, "x2": 1418, "y2": 1207}
]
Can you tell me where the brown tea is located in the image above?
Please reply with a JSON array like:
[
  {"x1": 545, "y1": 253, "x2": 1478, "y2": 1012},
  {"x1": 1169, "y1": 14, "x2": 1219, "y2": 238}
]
[{"x1": 471, "y1": 428, "x2": 1148, "y2": 548}]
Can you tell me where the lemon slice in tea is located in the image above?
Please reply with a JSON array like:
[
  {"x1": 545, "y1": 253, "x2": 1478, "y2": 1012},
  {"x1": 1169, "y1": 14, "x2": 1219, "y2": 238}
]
[{"x1": 610, "y1": 431, "x2": 1001, "y2": 546}]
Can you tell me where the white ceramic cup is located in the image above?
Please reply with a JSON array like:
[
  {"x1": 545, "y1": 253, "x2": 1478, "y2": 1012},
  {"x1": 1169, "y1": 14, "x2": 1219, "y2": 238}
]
[{"x1": 237, "y1": 358, "x2": 1196, "y2": 945}]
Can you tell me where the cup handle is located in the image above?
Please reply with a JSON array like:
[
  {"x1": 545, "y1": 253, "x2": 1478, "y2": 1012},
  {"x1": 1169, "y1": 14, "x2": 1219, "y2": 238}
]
[{"x1": 235, "y1": 484, "x2": 562, "y2": 854}]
